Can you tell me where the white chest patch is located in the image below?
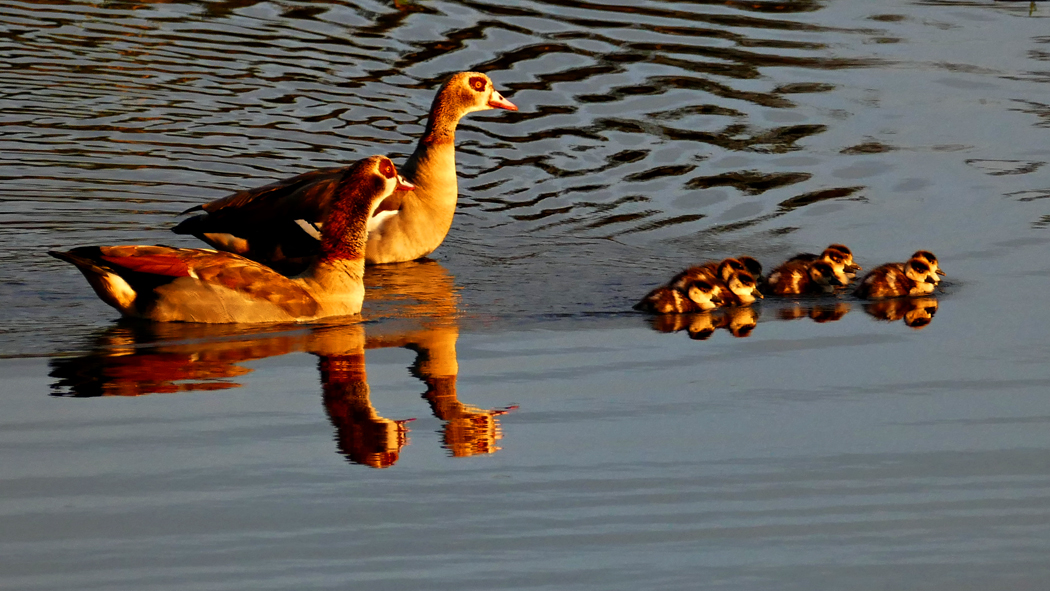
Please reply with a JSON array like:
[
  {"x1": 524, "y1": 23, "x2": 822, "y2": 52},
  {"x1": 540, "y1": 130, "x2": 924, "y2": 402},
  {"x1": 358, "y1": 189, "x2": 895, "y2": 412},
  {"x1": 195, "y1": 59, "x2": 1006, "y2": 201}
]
[
  {"x1": 295, "y1": 219, "x2": 322, "y2": 241},
  {"x1": 367, "y1": 209, "x2": 399, "y2": 234}
]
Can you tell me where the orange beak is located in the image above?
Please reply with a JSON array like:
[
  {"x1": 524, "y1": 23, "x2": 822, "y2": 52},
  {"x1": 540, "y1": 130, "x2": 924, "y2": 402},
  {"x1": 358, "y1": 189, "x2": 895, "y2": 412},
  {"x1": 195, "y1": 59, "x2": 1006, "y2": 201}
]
[
  {"x1": 396, "y1": 175, "x2": 415, "y2": 191},
  {"x1": 488, "y1": 90, "x2": 518, "y2": 111}
]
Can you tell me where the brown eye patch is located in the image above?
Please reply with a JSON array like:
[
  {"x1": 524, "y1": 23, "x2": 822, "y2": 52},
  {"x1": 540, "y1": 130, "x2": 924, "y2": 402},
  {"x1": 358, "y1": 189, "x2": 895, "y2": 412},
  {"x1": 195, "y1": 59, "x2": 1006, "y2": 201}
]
[
  {"x1": 469, "y1": 76, "x2": 487, "y2": 92},
  {"x1": 378, "y1": 159, "x2": 396, "y2": 179},
  {"x1": 912, "y1": 261, "x2": 929, "y2": 271}
]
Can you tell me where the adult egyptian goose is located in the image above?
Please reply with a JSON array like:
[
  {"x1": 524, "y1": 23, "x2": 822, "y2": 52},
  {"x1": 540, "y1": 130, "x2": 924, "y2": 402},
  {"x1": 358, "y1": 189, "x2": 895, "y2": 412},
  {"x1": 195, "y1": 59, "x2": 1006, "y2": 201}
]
[
  {"x1": 51, "y1": 156, "x2": 411, "y2": 324},
  {"x1": 172, "y1": 72, "x2": 517, "y2": 272}
]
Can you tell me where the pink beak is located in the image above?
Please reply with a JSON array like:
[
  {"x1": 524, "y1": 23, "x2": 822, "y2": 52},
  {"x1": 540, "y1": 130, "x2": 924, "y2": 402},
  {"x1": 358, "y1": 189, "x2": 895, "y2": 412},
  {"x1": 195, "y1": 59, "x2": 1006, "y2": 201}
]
[
  {"x1": 488, "y1": 90, "x2": 518, "y2": 111},
  {"x1": 396, "y1": 176, "x2": 415, "y2": 191}
]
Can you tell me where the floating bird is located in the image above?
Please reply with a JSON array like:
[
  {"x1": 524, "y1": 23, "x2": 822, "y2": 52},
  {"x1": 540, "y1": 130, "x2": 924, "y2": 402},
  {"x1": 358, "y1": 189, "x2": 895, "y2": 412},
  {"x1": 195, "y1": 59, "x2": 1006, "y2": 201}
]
[
  {"x1": 786, "y1": 244, "x2": 861, "y2": 280},
  {"x1": 634, "y1": 279, "x2": 723, "y2": 314},
  {"x1": 51, "y1": 156, "x2": 409, "y2": 323},
  {"x1": 765, "y1": 260, "x2": 846, "y2": 295},
  {"x1": 172, "y1": 72, "x2": 518, "y2": 272},
  {"x1": 854, "y1": 254, "x2": 941, "y2": 299}
]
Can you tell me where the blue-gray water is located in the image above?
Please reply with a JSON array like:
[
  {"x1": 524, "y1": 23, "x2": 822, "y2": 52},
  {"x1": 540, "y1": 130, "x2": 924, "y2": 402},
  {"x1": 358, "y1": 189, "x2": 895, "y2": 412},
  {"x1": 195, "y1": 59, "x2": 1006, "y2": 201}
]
[{"x1": 3, "y1": 0, "x2": 1050, "y2": 588}]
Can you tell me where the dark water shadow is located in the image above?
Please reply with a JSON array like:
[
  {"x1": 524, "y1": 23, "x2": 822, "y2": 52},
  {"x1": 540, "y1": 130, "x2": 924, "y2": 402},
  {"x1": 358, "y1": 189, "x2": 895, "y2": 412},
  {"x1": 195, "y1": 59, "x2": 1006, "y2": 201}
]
[{"x1": 47, "y1": 261, "x2": 515, "y2": 468}]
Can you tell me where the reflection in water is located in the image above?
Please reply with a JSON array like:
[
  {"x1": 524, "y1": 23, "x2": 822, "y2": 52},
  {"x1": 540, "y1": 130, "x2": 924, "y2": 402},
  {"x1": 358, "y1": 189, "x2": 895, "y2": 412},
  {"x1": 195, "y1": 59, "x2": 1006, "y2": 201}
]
[
  {"x1": 863, "y1": 296, "x2": 939, "y2": 330},
  {"x1": 647, "y1": 296, "x2": 939, "y2": 338},
  {"x1": 777, "y1": 301, "x2": 852, "y2": 324},
  {"x1": 648, "y1": 305, "x2": 760, "y2": 340},
  {"x1": 48, "y1": 262, "x2": 514, "y2": 467}
]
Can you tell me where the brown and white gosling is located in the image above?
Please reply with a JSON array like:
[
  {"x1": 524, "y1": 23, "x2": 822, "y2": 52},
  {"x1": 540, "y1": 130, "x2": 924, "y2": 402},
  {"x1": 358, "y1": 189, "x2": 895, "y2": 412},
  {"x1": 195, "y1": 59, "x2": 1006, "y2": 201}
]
[
  {"x1": 854, "y1": 254, "x2": 941, "y2": 299},
  {"x1": 764, "y1": 260, "x2": 847, "y2": 296},
  {"x1": 786, "y1": 244, "x2": 861, "y2": 280},
  {"x1": 668, "y1": 259, "x2": 763, "y2": 306},
  {"x1": 719, "y1": 270, "x2": 763, "y2": 306},
  {"x1": 634, "y1": 279, "x2": 723, "y2": 314},
  {"x1": 668, "y1": 258, "x2": 746, "y2": 291}
]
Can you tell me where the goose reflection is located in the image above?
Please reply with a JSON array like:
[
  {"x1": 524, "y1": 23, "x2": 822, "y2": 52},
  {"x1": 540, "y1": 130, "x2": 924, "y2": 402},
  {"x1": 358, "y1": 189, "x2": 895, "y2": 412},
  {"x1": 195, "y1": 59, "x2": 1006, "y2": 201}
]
[{"x1": 48, "y1": 261, "x2": 514, "y2": 467}]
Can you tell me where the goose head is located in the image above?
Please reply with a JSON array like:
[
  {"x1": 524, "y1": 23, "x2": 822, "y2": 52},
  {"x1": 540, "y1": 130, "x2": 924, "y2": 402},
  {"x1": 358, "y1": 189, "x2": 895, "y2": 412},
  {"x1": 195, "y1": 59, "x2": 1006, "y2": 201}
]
[
  {"x1": 320, "y1": 156, "x2": 413, "y2": 261},
  {"x1": 433, "y1": 72, "x2": 517, "y2": 119}
]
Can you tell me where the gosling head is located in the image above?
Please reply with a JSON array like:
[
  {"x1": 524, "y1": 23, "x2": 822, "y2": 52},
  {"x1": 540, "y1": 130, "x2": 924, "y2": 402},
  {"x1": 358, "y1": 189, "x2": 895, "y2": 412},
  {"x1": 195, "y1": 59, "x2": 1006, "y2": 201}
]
[
  {"x1": 809, "y1": 261, "x2": 845, "y2": 291},
  {"x1": 686, "y1": 279, "x2": 722, "y2": 311},
  {"x1": 904, "y1": 258, "x2": 937, "y2": 294},
  {"x1": 826, "y1": 243, "x2": 861, "y2": 273},
  {"x1": 737, "y1": 256, "x2": 763, "y2": 279},
  {"x1": 910, "y1": 250, "x2": 944, "y2": 282},
  {"x1": 716, "y1": 258, "x2": 747, "y2": 282},
  {"x1": 727, "y1": 271, "x2": 762, "y2": 304}
]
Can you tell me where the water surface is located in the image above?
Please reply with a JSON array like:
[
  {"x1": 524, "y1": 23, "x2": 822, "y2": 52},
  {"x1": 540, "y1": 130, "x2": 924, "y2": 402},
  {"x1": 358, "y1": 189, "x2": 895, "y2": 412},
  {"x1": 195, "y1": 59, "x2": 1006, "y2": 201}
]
[{"x1": 3, "y1": 0, "x2": 1050, "y2": 588}]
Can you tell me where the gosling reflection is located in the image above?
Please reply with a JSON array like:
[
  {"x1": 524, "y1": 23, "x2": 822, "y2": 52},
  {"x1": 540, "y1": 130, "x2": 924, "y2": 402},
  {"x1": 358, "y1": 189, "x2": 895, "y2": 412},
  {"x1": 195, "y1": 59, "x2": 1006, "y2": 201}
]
[
  {"x1": 48, "y1": 261, "x2": 515, "y2": 467},
  {"x1": 776, "y1": 301, "x2": 852, "y2": 324},
  {"x1": 862, "y1": 296, "x2": 939, "y2": 329},
  {"x1": 648, "y1": 305, "x2": 761, "y2": 340},
  {"x1": 645, "y1": 295, "x2": 940, "y2": 338}
]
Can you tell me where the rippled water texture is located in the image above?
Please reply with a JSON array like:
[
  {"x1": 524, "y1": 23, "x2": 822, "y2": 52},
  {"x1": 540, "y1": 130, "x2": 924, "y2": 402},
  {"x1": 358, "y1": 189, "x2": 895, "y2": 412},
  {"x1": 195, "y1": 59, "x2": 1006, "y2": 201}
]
[{"x1": 4, "y1": 0, "x2": 1050, "y2": 589}]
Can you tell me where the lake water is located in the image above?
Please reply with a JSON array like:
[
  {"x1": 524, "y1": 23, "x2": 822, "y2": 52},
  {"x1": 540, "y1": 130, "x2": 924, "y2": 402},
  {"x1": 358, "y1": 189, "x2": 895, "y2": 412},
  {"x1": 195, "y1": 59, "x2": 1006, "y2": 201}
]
[{"x1": 4, "y1": 0, "x2": 1050, "y2": 588}]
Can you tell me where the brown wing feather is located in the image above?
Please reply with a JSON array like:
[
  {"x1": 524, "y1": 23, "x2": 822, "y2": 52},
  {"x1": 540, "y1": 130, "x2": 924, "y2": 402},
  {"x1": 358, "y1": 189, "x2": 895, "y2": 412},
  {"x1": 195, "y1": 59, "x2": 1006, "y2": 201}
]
[
  {"x1": 200, "y1": 167, "x2": 346, "y2": 220},
  {"x1": 100, "y1": 246, "x2": 319, "y2": 317}
]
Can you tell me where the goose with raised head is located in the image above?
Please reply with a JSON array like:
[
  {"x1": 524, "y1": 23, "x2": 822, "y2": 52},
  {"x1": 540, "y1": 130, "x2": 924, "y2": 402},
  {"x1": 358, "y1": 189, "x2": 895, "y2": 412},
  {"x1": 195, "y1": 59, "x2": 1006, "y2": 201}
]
[
  {"x1": 51, "y1": 156, "x2": 410, "y2": 324},
  {"x1": 172, "y1": 72, "x2": 518, "y2": 273}
]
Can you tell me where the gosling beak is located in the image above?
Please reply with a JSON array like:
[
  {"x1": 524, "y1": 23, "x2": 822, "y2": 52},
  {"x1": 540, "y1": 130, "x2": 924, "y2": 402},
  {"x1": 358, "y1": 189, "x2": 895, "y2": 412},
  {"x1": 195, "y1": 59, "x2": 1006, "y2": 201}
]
[
  {"x1": 488, "y1": 90, "x2": 518, "y2": 111},
  {"x1": 850, "y1": 264, "x2": 862, "y2": 271},
  {"x1": 396, "y1": 175, "x2": 415, "y2": 191},
  {"x1": 755, "y1": 291, "x2": 764, "y2": 299},
  {"x1": 936, "y1": 269, "x2": 946, "y2": 276}
]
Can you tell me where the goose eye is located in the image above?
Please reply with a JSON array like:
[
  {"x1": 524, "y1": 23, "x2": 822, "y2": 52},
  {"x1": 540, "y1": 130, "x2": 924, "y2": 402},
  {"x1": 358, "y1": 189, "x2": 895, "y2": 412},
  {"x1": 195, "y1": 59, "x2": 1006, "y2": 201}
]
[
  {"x1": 469, "y1": 76, "x2": 486, "y2": 92},
  {"x1": 379, "y1": 160, "x2": 395, "y2": 179}
]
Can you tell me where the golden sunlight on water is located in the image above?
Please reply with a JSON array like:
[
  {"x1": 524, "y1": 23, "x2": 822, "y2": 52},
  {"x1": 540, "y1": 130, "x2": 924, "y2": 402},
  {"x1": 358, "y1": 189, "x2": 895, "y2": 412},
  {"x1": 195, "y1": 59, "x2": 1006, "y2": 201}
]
[{"x1": 47, "y1": 261, "x2": 515, "y2": 466}]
